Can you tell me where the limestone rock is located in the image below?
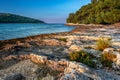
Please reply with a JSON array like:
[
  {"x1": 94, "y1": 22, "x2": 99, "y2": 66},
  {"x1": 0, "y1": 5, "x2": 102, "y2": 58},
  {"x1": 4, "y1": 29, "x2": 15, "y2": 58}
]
[
  {"x1": 60, "y1": 62, "x2": 101, "y2": 80},
  {"x1": 66, "y1": 41, "x2": 72, "y2": 46},
  {"x1": 39, "y1": 74, "x2": 54, "y2": 80},
  {"x1": 60, "y1": 62, "x2": 120, "y2": 80},
  {"x1": 69, "y1": 45, "x2": 82, "y2": 52},
  {"x1": 60, "y1": 70, "x2": 92, "y2": 80},
  {"x1": 103, "y1": 48, "x2": 114, "y2": 54},
  {"x1": 30, "y1": 54, "x2": 67, "y2": 72},
  {"x1": 30, "y1": 54, "x2": 47, "y2": 64},
  {"x1": 113, "y1": 53, "x2": 120, "y2": 72},
  {"x1": 83, "y1": 49, "x2": 101, "y2": 58},
  {"x1": 116, "y1": 54, "x2": 120, "y2": 66},
  {"x1": 103, "y1": 48, "x2": 120, "y2": 66},
  {"x1": 43, "y1": 39, "x2": 60, "y2": 46}
]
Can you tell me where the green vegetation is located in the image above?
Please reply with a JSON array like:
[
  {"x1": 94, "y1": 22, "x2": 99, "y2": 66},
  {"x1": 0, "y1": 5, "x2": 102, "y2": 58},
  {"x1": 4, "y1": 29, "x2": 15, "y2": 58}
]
[
  {"x1": 0, "y1": 13, "x2": 44, "y2": 23},
  {"x1": 100, "y1": 52, "x2": 116, "y2": 67},
  {"x1": 67, "y1": 0, "x2": 120, "y2": 24},
  {"x1": 69, "y1": 50, "x2": 96, "y2": 68},
  {"x1": 35, "y1": 65, "x2": 61, "y2": 80},
  {"x1": 57, "y1": 38, "x2": 67, "y2": 42},
  {"x1": 96, "y1": 37, "x2": 112, "y2": 51}
]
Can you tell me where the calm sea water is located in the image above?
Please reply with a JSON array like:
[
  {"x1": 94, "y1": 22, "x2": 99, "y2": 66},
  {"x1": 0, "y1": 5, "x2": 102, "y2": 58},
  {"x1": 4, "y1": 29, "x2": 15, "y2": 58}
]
[{"x1": 0, "y1": 23, "x2": 74, "y2": 40}]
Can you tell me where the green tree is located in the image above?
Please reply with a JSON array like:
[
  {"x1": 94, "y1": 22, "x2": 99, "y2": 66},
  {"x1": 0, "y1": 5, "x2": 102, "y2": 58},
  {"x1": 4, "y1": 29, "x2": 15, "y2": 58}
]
[{"x1": 67, "y1": 0, "x2": 120, "y2": 24}]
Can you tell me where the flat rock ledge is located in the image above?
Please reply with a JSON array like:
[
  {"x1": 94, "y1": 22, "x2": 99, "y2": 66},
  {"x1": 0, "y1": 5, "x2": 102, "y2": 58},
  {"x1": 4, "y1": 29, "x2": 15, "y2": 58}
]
[{"x1": 30, "y1": 54, "x2": 120, "y2": 80}]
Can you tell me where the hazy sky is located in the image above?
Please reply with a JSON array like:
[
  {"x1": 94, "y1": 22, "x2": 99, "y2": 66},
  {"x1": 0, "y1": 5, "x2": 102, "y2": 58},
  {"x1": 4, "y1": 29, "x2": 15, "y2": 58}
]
[{"x1": 0, "y1": 0, "x2": 91, "y2": 23}]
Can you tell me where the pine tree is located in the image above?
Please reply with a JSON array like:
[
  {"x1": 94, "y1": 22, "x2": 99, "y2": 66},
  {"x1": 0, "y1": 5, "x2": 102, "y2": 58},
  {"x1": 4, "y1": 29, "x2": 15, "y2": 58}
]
[
  {"x1": 67, "y1": 0, "x2": 120, "y2": 24},
  {"x1": 91, "y1": 0, "x2": 97, "y2": 3}
]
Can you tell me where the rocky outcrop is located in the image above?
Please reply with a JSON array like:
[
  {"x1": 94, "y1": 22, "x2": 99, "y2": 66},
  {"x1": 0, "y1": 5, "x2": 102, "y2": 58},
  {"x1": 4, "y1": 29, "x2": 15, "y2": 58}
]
[
  {"x1": 30, "y1": 54, "x2": 67, "y2": 72},
  {"x1": 30, "y1": 54, "x2": 120, "y2": 80},
  {"x1": 102, "y1": 48, "x2": 120, "y2": 74},
  {"x1": 0, "y1": 59, "x2": 39, "y2": 80}
]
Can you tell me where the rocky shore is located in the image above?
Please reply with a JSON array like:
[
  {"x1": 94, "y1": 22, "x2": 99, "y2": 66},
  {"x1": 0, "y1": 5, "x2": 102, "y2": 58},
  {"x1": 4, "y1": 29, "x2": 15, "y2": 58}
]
[{"x1": 0, "y1": 23, "x2": 120, "y2": 80}]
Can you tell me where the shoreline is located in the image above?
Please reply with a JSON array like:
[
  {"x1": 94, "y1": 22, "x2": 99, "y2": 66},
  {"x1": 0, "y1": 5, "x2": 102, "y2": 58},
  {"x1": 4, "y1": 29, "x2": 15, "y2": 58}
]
[
  {"x1": 0, "y1": 23, "x2": 119, "y2": 50},
  {"x1": 0, "y1": 24, "x2": 75, "y2": 42},
  {"x1": 0, "y1": 23, "x2": 117, "y2": 48},
  {"x1": 0, "y1": 23, "x2": 104, "y2": 42},
  {"x1": 0, "y1": 23, "x2": 74, "y2": 42},
  {"x1": 0, "y1": 23, "x2": 120, "y2": 80},
  {"x1": 0, "y1": 23, "x2": 119, "y2": 42}
]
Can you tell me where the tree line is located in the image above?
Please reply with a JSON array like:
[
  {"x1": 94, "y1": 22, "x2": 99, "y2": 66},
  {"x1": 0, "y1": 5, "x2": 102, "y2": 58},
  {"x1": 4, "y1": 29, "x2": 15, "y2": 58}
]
[{"x1": 67, "y1": 0, "x2": 120, "y2": 24}]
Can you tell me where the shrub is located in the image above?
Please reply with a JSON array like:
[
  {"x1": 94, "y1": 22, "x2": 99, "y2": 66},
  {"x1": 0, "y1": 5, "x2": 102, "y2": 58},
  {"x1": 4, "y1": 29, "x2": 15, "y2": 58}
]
[
  {"x1": 69, "y1": 50, "x2": 96, "y2": 68},
  {"x1": 100, "y1": 52, "x2": 116, "y2": 67},
  {"x1": 58, "y1": 38, "x2": 67, "y2": 42},
  {"x1": 69, "y1": 52, "x2": 79, "y2": 61},
  {"x1": 96, "y1": 37, "x2": 112, "y2": 51}
]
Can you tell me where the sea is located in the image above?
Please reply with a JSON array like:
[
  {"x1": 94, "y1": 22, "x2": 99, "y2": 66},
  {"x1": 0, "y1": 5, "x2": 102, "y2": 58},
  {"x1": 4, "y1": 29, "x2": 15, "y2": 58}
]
[{"x1": 0, "y1": 23, "x2": 74, "y2": 40}]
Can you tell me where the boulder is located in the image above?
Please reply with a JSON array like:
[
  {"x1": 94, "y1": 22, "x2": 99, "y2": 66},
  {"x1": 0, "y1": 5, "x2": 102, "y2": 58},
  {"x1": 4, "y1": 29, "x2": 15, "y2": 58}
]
[{"x1": 103, "y1": 48, "x2": 114, "y2": 54}]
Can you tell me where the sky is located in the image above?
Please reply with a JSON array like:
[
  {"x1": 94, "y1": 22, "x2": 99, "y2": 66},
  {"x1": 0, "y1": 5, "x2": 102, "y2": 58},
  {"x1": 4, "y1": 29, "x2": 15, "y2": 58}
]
[{"x1": 0, "y1": 0, "x2": 91, "y2": 23}]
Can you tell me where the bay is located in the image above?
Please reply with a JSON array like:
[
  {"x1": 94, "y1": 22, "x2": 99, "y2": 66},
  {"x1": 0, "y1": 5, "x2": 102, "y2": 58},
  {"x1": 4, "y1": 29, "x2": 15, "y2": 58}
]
[{"x1": 0, "y1": 23, "x2": 74, "y2": 40}]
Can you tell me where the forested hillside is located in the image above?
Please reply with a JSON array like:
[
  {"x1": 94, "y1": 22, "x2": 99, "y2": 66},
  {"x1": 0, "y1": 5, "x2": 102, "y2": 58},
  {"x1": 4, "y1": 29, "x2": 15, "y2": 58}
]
[
  {"x1": 67, "y1": 0, "x2": 120, "y2": 24},
  {"x1": 0, "y1": 13, "x2": 44, "y2": 23}
]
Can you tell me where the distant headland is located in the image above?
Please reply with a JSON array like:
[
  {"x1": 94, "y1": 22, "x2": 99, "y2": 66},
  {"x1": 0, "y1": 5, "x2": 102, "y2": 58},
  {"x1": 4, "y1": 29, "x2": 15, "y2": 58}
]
[{"x1": 0, "y1": 13, "x2": 45, "y2": 23}]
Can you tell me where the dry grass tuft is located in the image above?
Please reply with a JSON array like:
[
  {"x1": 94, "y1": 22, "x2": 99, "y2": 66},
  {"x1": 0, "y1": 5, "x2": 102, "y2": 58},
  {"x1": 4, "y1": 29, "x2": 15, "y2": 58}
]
[
  {"x1": 96, "y1": 37, "x2": 112, "y2": 51},
  {"x1": 101, "y1": 52, "x2": 116, "y2": 67},
  {"x1": 57, "y1": 38, "x2": 67, "y2": 42}
]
